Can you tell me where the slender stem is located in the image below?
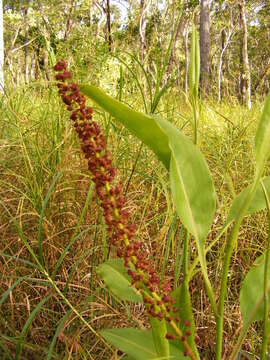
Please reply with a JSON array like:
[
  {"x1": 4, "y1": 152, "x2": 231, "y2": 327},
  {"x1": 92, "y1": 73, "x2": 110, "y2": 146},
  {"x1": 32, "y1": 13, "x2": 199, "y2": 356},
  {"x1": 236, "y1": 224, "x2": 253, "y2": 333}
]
[
  {"x1": 124, "y1": 142, "x2": 143, "y2": 196},
  {"x1": 261, "y1": 255, "x2": 270, "y2": 359},
  {"x1": 260, "y1": 181, "x2": 270, "y2": 360},
  {"x1": 199, "y1": 246, "x2": 218, "y2": 317},
  {"x1": 215, "y1": 178, "x2": 260, "y2": 359},
  {"x1": 183, "y1": 228, "x2": 189, "y2": 275},
  {"x1": 187, "y1": 223, "x2": 230, "y2": 281},
  {"x1": 44, "y1": 270, "x2": 105, "y2": 342}
]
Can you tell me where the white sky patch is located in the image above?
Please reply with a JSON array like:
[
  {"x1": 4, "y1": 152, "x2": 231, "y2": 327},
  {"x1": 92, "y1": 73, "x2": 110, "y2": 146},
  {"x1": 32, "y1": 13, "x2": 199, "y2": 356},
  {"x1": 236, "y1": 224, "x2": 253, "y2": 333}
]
[{"x1": 111, "y1": 0, "x2": 129, "y2": 21}]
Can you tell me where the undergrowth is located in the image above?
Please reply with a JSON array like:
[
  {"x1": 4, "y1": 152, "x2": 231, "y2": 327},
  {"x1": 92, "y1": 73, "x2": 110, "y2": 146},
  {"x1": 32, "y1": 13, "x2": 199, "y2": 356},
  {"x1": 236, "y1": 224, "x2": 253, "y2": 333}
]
[{"x1": 0, "y1": 79, "x2": 267, "y2": 359}]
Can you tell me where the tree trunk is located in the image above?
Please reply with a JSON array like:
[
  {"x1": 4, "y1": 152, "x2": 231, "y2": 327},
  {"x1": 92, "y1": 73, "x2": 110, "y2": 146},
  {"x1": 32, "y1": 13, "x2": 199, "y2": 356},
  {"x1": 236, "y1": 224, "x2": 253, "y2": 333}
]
[
  {"x1": 239, "y1": 0, "x2": 251, "y2": 109},
  {"x1": 24, "y1": 2, "x2": 29, "y2": 83},
  {"x1": 199, "y1": 0, "x2": 210, "y2": 96},
  {"x1": 106, "y1": 0, "x2": 112, "y2": 51},
  {"x1": 184, "y1": 25, "x2": 190, "y2": 94},
  {"x1": 218, "y1": 28, "x2": 233, "y2": 102},
  {"x1": 64, "y1": 0, "x2": 75, "y2": 40},
  {"x1": 93, "y1": 1, "x2": 106, "y2": 38},
  {"x1": 139, "y1": 0, "x2": 149, "y2": 61},
  {"x1": 0, "y1": 0, "x2": 4, "y2": 93}
]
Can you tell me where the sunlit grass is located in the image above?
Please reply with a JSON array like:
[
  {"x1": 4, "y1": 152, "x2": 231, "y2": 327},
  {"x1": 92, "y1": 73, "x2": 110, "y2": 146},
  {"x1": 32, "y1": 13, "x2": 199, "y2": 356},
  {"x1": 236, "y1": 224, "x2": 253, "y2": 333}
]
[{"x1": 0, "y1": 81, "x2": 267, "y2": 359}]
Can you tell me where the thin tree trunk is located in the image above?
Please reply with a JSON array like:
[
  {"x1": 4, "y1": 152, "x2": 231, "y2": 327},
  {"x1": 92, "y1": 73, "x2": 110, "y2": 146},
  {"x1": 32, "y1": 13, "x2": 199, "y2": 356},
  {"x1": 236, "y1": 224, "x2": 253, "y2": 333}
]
[
  {"x1": 24, "y1": 2, "x2": 29, "y2": 83},
  {"x1": 239, "y1": 0, "x2": 251, "y2": 109},
  {"x1": 139, "y1": 0, "x2": 149, "y2": 61},
  {"x1": 218, "y1": 28, "x2": 233, "y2": 102},
  {"x1": 30, "y1": 52, "x2": 35, "y2": 81},
  {"x1": 64, "y1": 0, "x2": 75, "y2": 40},
  {"x1": 0, "y1": 0, "x2": 4, "y2": 93},
  {"x1": 93, "y1": 1, "x2": 106, "y2": 38},
  {"x1": 106, "y1": 0, "x2": 112, "y2": 51},
  {"x1": 199, "y1": 0, "x2": 210, "y2": 96},
  {"x1": 184, "y1": 25, "x2": 190, "y2": 94}
]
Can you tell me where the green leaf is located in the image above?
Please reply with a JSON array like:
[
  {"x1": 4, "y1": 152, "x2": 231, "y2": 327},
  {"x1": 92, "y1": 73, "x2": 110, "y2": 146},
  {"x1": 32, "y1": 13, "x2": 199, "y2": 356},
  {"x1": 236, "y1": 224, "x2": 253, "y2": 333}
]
[
  {"x1": 80, "y1": 84, "x2": 170, "y2": 169},
  {"x1": 227, "y1": 176, "x2": 270, "y2": 224},
  {"x1": 81, "y1": 85, "x2": 215, "y2": 242},
  {"x1": 255, "y1": 92, "x2": 270, "y2": 174},
  {"x1": 101, "y1": 328, "x2": 186, "y2": 360},
  {"x1": 101, "y1": 328, "x2": 157, "y2": 360},
  {"x1": 156, "y1": 117, "x2": 216, "y2": 242},
  {"x1": 170, "y1": 284, "x2": 199, "y2": 358},
  {"x1": 240, "y1": 254, "x2": 270, "y2": 325},
  {"x1": 189, "y1": 24, "x2": 200, "y2": 99},
  {"x1": 97, "y1": 259, "x2": 142, "y2": 303},
  {"x1": 150, "y1": 317, "x2": 169, "y2": 358}
]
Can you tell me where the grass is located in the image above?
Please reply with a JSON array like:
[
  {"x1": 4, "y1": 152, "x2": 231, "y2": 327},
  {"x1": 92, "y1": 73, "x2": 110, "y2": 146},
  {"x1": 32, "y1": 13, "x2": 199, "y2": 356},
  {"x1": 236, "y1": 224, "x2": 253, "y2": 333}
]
[{"x1": 0, "y1": 78, "x2": 268, "y2": 359}]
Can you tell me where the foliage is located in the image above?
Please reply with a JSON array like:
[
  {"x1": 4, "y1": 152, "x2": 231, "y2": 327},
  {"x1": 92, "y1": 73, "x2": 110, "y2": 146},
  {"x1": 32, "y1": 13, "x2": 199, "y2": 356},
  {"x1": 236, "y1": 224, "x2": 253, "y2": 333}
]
[{"x1": 1, "y1": 1, "x2": 270, "y2": 359}]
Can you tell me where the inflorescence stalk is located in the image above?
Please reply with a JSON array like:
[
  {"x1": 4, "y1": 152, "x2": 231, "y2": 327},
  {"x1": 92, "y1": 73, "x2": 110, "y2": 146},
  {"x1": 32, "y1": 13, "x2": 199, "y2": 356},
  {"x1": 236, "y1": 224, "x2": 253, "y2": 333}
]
[{"x1": 54, "y1": 60, "x2": 196, "y2": 359}]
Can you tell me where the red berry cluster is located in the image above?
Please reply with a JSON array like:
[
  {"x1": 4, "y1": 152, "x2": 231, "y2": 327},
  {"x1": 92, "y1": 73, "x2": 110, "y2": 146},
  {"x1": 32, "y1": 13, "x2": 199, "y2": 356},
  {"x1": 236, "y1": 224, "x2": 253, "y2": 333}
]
[{"x1": 54, "y1": 60, "x2": 196, "y2": 359}]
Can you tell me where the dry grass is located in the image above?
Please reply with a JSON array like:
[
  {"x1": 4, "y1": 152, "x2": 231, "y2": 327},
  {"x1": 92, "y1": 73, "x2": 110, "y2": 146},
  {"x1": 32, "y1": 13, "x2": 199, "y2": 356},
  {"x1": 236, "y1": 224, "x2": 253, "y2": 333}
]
[{"x1": 0, "y1": 83, "x2": 267, "y2": 359}]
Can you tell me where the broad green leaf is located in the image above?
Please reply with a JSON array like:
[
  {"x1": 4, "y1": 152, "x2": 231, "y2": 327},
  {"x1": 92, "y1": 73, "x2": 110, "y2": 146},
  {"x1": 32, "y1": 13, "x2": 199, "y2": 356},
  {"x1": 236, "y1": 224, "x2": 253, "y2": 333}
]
[
  {"x1": 101, "y1": 328, "x2": 157, "y2": 360},
  {"x1": 80, "y1": 84, "x2": 170, "y2": 169},
  {"x1": 170, "y1": 284, "x2": 200, "y2": 359},
  {"x1": 150, "y1": 317, "x2": 169, "y2": 358},
  {"x1": 156, "y1": 117, "x2": 216, "y2": 242},
  {"x1": 255, "y1": 92, "x2": 270, "y2": 174},
  {"x1": 240, "y1": 254, "x2": 270, "y2": 325},
  {"x1": 227, "y1": 176, "x2": 270, "y2": 224},
  {"x1": 97, "y1": 259, "x2": 142, "y2": 303},
  {"x1": 81, "y1": 85, "x2": 215, "y2": 242},
  {"x1": 101, "y1": 328, "x2": 186, "y2": 359}
]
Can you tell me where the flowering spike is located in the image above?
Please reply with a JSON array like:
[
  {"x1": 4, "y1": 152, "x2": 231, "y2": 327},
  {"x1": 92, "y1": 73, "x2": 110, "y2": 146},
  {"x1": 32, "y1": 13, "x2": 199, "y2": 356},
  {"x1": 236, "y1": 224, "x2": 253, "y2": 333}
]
[{"x1": 54, "y1": 60, "x2": 197, "y2": 359}]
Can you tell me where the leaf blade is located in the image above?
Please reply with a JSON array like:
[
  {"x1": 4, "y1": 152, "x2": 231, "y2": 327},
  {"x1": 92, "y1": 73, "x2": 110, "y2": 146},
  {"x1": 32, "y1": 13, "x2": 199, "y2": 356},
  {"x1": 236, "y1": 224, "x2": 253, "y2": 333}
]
[
  {"x1": 156, "y1": 117, "x2": 216, "y2": 242},
  {"x1": 255, "y1": 92, "x2": 270, "y2": 174},
  {"x1": 240, "y1": 254, "x2": 270, "y2": 325},
  {"x1": 97, "y1": 259, "x2": 142, "y2": 303},
  {"x1": 227, "y1": 176, "x2": 270, "y2": 224},
  {"x1": 150, "y1": 317, "x2": 170, "y2": 358},
  {"x1": 101, "y1": 328, "x2": 186, "y2": 360},
  {"x1": 80, "y1": 84, "x2": 170, "y2": 169}
]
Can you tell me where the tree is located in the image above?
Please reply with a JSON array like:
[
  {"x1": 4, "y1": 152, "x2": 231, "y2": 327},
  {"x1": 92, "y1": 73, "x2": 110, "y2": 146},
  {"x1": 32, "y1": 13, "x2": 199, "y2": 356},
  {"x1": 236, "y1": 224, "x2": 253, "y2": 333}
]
[
  {"x1": 139, "y1": 0, "x2": 149, "y2": 60},
  {"x1": 106, "y1": 0, "x2": 112, "y2": 51},
  {"x1": 0, "y1": 0, "x2": 4, "y2": 92},
  {"x1": 239, "y1": 0, "x2": 251, "y2": 109},
  {"x1": 199, "y1": 0, "x2": 210, "y2": 96}
]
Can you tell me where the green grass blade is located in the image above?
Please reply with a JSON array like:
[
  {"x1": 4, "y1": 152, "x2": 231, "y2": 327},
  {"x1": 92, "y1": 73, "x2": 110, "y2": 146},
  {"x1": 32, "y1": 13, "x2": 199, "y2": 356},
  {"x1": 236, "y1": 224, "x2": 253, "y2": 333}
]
[
  {"x1": 0, "y1": 276, "x2": 28, "y2": 306},
  {"x1": 113, "y1": 54, "x2": 148, "y2": 112},
  {"x1": 255, "y1": 91, "x2": 270, "y2": 176},
  {"x1": 46, "y1": 310, "x2": 71, "y2": 360},
  {"x1": 37, "y1": 172, "x2": 62, "y2": 266},
  {"x1": 52, "y1": 184, "x2": 93, "y2": 279},
  {"x1": 14, "y1": 295, "x2": 52, "y2": 359}
]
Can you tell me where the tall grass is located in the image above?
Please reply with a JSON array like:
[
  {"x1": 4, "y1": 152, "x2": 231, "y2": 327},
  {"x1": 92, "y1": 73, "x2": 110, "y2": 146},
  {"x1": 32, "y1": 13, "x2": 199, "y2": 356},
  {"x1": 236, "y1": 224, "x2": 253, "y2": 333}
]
[{"x1": 0, "y1": 78, "x2": 267, "y2": 359}]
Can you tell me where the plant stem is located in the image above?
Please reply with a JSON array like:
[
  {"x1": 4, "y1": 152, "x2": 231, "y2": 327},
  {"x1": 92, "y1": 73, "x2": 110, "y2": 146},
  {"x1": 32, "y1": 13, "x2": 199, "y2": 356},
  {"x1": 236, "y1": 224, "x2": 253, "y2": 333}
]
[
  {"x1": 124, "y1": 142, "x2": 143, "y2": 196},
  {"x1": 215, "y1": 178, "x2": 259, "y2": 359},
  {"x1": 187, "y1": 223, "x2": 230, "y2": 282},
  {"x1": 260, "y1": 181, "x2": 270, "y2": 360},
  {"x1": 196, "y1": 237, "x2": 218, "y2": 317}
]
